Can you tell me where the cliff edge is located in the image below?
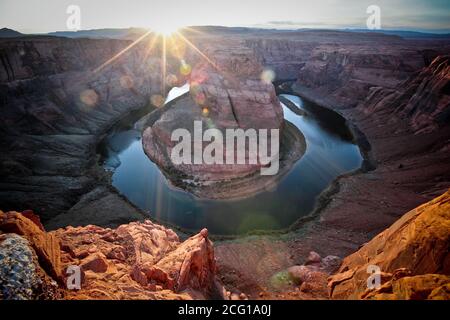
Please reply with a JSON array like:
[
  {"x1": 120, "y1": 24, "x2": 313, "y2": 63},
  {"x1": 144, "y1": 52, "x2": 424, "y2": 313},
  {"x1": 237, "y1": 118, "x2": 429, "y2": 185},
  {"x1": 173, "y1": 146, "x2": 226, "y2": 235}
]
[{"x1": 329, "y1": 189, "x2": 450, "y2": 300}]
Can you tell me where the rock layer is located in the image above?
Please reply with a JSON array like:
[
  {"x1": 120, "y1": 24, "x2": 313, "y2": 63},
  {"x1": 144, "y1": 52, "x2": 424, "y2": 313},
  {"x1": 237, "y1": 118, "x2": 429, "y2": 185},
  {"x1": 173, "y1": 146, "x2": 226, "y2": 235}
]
[{"x1": 328, "y1": 189, "x2": 450, "y2": 300}]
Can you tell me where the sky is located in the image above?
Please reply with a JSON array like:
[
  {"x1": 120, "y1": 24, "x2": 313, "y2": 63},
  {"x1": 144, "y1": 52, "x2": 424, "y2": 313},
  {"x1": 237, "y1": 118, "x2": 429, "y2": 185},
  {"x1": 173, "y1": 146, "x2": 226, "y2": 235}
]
[{"x1": 1, "y1": 0, "x2": 449, "y2": 34}]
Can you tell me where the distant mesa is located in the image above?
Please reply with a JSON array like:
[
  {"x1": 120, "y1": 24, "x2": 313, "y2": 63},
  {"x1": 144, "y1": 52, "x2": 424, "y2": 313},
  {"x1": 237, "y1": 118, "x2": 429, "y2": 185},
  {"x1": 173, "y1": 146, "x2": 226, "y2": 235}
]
[
  {"x1": 47, "y1": 28, "x2": 149, "y2": 40},
  {"x1": 0, "y1": 28, "x2": 23, "y2": 38}
]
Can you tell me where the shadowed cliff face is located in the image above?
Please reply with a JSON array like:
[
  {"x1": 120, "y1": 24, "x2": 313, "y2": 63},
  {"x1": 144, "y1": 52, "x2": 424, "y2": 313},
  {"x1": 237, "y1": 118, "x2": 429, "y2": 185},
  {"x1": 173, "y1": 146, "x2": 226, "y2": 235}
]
[
  {"x1": 0, "y1": 37, "x2": 165, "y2": 134},
  {"x1": 361, "y1": 55, "x2": 450, "y2": 134}
]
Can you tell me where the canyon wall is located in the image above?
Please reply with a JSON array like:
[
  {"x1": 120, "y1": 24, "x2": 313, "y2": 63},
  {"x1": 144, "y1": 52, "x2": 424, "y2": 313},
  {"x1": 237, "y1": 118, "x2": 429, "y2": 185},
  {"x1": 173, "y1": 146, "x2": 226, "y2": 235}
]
[
  {"x1": 0, "y1": 36, "x2": 167, "y2": 226},
  {"x1": 361, "y1": 55, "x2": 450, "y2": 134},
  {"x1": 2, "y1": 31, "x2": 448, "y2": 226},
  {"x1": 242, "y1": 31, "x2": 449, "y2": 109},
  {"x1": 212, "y1": 32, "x2": 450, "y2": 298}
]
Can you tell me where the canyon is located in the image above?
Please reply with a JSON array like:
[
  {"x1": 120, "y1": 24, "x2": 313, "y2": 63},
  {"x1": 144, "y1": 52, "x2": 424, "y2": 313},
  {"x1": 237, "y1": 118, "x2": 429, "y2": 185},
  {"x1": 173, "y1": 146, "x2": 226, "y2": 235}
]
[{"x1": 1, "y1": 28, "x2": 449, "y2": 299}]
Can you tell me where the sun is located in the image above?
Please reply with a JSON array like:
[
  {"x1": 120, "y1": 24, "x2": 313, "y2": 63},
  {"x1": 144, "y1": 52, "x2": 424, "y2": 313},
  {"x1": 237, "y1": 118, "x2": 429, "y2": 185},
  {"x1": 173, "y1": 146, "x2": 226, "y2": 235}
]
[{"x1": 150, "y1": 21, "x2": 184, "y2": 36}]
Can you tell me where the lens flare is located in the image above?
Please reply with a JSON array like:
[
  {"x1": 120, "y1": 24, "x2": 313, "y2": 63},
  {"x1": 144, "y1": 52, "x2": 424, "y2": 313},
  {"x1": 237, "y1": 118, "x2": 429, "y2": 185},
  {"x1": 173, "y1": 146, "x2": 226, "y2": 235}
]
[
  {"x1": 261, "y1": 68, "x2": 276, "y2": 84},
  {"x1": 151, "y1": 22, "x2": 183, "y2": 36},
  {"x1": 80, "y1": 89, "x2": 98, "y2": 107}
]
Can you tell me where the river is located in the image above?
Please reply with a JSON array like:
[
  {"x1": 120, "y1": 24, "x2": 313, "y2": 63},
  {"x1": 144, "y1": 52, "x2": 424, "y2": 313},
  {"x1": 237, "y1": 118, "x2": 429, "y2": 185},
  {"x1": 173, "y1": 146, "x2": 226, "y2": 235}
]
[{"x1": 98, "y1": 85, "x2": 363, "y2": 235}]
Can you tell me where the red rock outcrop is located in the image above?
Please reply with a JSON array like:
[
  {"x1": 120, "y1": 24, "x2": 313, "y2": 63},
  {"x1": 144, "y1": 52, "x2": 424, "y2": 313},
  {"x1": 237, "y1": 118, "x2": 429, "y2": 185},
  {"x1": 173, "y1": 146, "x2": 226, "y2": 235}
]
[
  {"x1": 328, "y1": 189, "x2": 450, "y2": 300},
  {"x1": 0, "y1": 211, "x2": 62, "y2": 282},
  {"x1": 0, "y1": 210, "x2": 222, "y2": 300}
]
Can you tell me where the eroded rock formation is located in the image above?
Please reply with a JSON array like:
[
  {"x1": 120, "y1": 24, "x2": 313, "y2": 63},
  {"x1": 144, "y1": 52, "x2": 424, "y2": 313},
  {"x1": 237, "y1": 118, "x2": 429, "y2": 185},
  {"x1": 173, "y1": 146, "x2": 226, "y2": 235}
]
[
  {"x1": 0, "y1": 35, "x2": 175, "y2": 227},
  {"x1": 142, "y1": 39, "x2": 302, "y2": 199},
  {"x1": 0, "y1": 210, "x2": 222, "y2": 300},
  {"x1": 328, "y1": 189, "x2": 450, "y2": 300}
]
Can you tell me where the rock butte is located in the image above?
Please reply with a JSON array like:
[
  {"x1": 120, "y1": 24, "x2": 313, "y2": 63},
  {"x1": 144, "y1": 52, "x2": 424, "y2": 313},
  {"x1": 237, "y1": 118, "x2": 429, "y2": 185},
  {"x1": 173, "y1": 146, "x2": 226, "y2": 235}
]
[
  {"x1": 0, "y1": 210, "x2": 222, "y2": 299},
  {"x1": 141, "y1": 42, "x2": 290, "y2": 198}
]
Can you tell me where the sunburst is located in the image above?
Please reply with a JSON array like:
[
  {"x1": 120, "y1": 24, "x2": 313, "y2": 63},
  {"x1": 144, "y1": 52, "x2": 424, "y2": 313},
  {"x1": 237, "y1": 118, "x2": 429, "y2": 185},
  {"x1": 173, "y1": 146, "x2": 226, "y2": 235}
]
[{"x1": 93, "y1": 24, "x2": 226, "y2": 99}]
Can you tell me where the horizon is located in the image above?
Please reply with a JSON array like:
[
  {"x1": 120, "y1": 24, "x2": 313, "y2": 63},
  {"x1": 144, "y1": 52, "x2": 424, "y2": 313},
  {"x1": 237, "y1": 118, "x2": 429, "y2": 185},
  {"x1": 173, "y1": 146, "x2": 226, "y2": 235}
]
[
  {"x1": 3, "y1": 25, "x2": 450, "y2": 36},
  {"x1": 1, "y1": 0, "x2": 450, "y2": 34}
]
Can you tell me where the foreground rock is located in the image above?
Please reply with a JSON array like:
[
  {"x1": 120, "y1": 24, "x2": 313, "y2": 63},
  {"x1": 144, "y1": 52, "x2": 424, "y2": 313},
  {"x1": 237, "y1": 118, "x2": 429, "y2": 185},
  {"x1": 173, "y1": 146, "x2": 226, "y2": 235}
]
[
  {"x1": 283, "y1": 252, "x2": 342, "y2": 298},
  {"x1": 0, "y1": 35, "x2": 175, "y2": 228},
  {"x1": 329, "y1": 189, "x2": 450, "y2": 299},
  {"x1": 0, "y1": 210, "x2": 223, "y2": 300}
]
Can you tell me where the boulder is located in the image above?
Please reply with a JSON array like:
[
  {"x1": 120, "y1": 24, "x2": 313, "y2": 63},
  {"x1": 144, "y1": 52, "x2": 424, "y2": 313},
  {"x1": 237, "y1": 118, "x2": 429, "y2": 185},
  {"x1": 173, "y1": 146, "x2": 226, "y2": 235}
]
[
  {"x1": 305, "y1": 251, "x2": 322, "y2": 265},
  {"x1": 0, "y1": 233, "x2": 60, "y2": 300},
  {"x1": 321, "y1": 256, "x2": 342, "y2": 274},
  {"x1": 0, "y1": 211, "x2": 222, "y2": 300},
  {"x1": 80, "y1": 253, "x2": 109, "y2": 273},
  {"x1": 142, "y1": 41, "x2": 284, "y2": 191},
  {"x1": 0, "y1": 210, "x2": 62, "y2": 282}
]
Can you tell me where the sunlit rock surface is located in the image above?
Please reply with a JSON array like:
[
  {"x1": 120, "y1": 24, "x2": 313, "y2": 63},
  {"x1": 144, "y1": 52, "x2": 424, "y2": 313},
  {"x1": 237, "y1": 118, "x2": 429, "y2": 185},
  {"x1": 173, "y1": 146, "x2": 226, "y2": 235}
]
[
  {"x1": 328, "y1": 189, "x2": 450, "y2": 300},
  {"x1": 0, "y1": 36, "x2": 170, "y2": 225},
  {"x1": 361, "y1": 55, "x2": 450, "y2": 134},
  {"x1": 0, "y1": 210, "x2": 223, "y2": 300}
]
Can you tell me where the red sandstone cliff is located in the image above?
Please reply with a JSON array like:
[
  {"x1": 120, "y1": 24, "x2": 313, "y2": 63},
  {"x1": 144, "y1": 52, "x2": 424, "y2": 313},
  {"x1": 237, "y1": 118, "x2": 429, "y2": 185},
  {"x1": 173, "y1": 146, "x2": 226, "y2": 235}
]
[{"x1": 329, "y1": 189, "x2": 450, "y2": 300}]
